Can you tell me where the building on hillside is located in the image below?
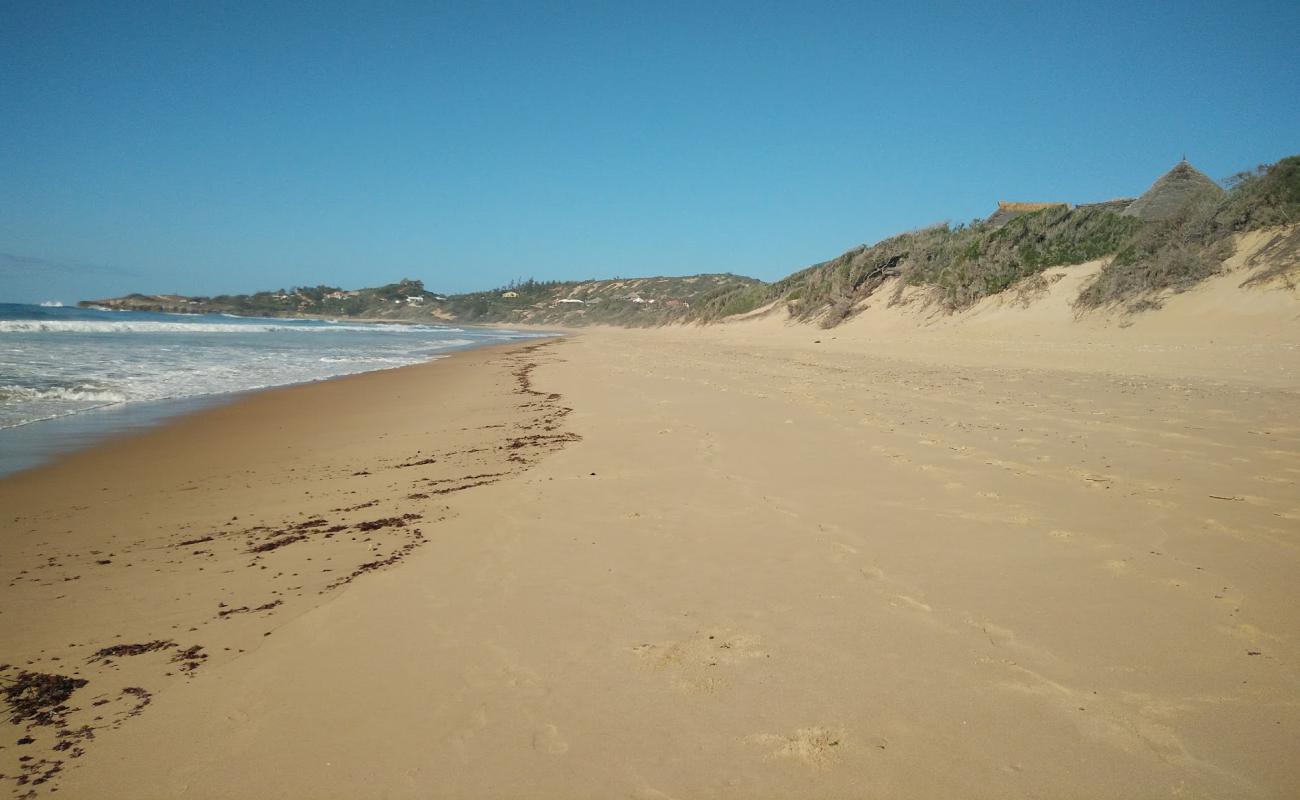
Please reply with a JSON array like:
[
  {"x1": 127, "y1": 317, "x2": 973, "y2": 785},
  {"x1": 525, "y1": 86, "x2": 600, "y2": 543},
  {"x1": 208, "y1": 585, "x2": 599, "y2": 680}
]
[
  {"x1": 1077, "y1": 197, "x2": 1136, "y2": 213},
  {"x1": 405, "y1": 296, "x2": 424, "y2": 304},
  {"x1": 501, "y1": 291, "x2": 519, "y2": 298},
  {"x1": 1122, "y1": 160, "x2": 1224, "y2": 222},
  {"x1": 986, "y1": 201, "x2": 1069, "y2": 228}
]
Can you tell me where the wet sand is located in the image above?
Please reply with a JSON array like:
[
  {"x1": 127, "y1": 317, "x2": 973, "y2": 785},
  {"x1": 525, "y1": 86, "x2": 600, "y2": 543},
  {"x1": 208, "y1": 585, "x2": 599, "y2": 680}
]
[{"x1": 3, "y1": 262, "x2": 1299, "y2": 798}]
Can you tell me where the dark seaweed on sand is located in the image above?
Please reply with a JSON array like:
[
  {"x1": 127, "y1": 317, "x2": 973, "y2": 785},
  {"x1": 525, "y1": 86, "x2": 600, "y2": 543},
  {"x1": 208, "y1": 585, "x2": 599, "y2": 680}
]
[
  {"x1": 2, "y1": 671, "x2": 88, "y2": 726},
  {"x1": 89, "y1": 640, "x2": 175, "y2": 662}
]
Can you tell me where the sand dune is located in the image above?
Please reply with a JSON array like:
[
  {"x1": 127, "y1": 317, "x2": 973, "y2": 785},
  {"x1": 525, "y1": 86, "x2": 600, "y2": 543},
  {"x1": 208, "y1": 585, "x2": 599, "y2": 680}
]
[{"x1": 3, "y1": 238, "x2": 1298, "y2": 798}]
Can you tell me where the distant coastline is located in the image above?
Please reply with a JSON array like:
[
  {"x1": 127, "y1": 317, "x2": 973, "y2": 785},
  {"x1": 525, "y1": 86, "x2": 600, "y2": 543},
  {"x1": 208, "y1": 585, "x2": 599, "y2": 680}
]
[{"x1": 79, "y1": 155, "x2": 1300, "y2": 329}]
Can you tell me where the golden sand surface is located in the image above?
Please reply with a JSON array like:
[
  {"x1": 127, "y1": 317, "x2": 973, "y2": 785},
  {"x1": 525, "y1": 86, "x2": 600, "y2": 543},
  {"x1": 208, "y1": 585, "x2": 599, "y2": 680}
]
[{"x1": 3, "y1": 239, "x2": 1299, "y2": 798}]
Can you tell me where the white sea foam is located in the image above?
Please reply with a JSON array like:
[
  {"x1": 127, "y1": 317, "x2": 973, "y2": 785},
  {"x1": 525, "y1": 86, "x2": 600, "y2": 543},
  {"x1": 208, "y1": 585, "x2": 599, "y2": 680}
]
[
  {"x1": 0, "y1": 385, "x2": 129, "y2": 404},
  {"x1": 317, "y1": 355, "x2": 414, "y2": 364},
  {"x1": 0, "y1": 304, "x2": 556, "y2": 442},
  {"x1": 0, "y1": 319, "x2": 449, "y2": 334}
]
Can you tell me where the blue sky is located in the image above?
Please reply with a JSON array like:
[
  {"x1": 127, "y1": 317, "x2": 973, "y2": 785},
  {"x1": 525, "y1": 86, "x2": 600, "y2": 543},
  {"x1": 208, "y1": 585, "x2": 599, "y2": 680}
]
[{"x1": 2, "y1": 1, "x2": 1297, "y2": 303}]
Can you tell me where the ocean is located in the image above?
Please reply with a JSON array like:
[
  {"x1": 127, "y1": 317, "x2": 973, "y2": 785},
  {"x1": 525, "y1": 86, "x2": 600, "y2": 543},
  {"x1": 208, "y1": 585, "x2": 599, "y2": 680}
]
[{"x1": 0, "y1": 302, "x2": 551, "y2": 476}]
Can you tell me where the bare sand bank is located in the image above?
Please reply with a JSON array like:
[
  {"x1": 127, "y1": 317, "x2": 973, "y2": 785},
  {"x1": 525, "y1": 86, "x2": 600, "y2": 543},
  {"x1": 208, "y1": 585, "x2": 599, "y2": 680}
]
[{"x1": 3, "y1": 266, "x2": 1299, "y2": 797}]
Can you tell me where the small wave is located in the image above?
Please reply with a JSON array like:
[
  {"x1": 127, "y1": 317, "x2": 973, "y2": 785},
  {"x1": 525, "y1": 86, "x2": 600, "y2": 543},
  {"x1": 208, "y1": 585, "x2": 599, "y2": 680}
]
[
  {"x1": 0, "y1": 385, "x2": 129, "y2": 404},
  {"x1": 317, "y1": 356, "x2": 415, "y2": 364},
  {"x1": 39, "y1": 300, "x2": 65, "y2": 308},
  {"x1": 0, "y1": 320, "x2": 443, "y2": 335}
]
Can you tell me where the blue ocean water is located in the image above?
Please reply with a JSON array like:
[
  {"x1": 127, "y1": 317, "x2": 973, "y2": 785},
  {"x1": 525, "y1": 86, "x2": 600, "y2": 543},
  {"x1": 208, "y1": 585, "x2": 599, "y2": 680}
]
[{"x1": 0, "y1": 303, "x2": 550, "y2": 475}]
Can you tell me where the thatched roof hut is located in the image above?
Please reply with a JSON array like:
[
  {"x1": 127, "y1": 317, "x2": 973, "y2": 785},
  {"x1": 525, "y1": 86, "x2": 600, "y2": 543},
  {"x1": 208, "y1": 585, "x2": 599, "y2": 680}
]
[
  {"x1": 985, "y1": 201, "x2": 1068, "y2": 228},
  {"x1": 1123, "y1": 160, "x2": 1224, "y2": 222}
]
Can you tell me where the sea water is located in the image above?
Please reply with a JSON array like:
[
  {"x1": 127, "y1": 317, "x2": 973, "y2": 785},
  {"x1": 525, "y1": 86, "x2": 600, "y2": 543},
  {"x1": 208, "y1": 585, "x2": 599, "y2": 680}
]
[{"x1": 0, "y1": 303, "x2": 551, "y2": 476}]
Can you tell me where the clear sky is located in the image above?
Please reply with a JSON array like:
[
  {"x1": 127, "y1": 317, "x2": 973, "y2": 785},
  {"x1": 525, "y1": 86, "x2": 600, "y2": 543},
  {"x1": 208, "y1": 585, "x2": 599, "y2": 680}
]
[{"x1": 2, "y1": 1, "x2": 1297, "y2": 304}]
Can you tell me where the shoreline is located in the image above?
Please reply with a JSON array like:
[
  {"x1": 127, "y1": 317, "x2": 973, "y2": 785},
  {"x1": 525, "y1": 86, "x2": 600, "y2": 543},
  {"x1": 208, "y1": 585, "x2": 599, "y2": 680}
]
[
  {"x1": 0, "y1": 319, "x2": 560, "y2": 479},
  {"x1": 0, "y1": 390, "x2": 266, "y2": 480},
  {"x1": 0, "y1": 358, "x2": 462, "y2": 480}
]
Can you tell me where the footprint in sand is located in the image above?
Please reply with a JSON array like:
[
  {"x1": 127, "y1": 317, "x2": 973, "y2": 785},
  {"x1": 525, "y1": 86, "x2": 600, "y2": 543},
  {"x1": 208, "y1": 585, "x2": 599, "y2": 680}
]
[
  {"x1": 745, "y1": 727, "x2": 846, "y2": 769},
  {"x1": 630, "y1": 629, "x2": 768, "y2": 693},
  {"x1": 532, "y1": 723, "x2": 569, "y2": 755},
  {"x1": 1103, "y1": 559, "x2": 1132, "y2": 576}
]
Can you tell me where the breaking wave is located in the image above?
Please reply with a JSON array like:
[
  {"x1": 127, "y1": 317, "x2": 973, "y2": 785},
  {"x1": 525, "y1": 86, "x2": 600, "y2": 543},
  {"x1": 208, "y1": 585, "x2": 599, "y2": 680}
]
[{"x1": 0, "y1": 385, "x2": 129, "y2": 404}]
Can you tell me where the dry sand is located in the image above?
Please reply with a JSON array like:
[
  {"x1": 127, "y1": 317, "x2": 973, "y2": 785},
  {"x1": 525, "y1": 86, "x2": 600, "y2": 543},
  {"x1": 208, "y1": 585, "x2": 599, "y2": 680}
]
[{"x1": 2, "y1": 238, "x2": 1299, "y2": 798}]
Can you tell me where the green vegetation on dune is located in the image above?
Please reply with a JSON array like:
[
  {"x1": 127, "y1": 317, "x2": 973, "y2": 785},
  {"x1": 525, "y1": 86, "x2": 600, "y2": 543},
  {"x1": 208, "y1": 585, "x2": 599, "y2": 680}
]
[
  {"x1": 1212, "y1": 156, "x2": 1300, "y2": 232},
  {"x1": 898, "y1": 205, "x2": 1141, "y2": 309},
  {"x1": 738, "y1": 204, "x2": 1142, "y2": 326},
  {"x1": 1075, "y1": 199, "x2": 1230, "y2": 309},
  {"x1": 443, "y1": 274, "x2": 762, "y2": 326},
  {"x1": 1077, "y1": 156, "x2": 1300, "y2": 309},
  {"x1": 760, "y1": 156, "x2": 1299, "y2": 322},
  {"x1": 686, "y1": 280, "x2": 774, "y2": 320}
]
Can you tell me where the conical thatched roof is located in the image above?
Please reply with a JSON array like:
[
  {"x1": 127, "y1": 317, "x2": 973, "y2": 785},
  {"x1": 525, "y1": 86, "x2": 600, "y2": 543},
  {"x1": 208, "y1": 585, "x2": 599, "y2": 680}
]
[{"x1": 1123, "y1": 160, "x2": 1224, "y2": 222}]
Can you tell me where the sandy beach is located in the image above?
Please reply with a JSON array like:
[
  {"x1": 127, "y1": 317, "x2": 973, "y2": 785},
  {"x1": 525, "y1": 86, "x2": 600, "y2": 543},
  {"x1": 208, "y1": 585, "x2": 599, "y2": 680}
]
[{"x1": 3, "y1": 264, "x2": 1299, "y2": 798}]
